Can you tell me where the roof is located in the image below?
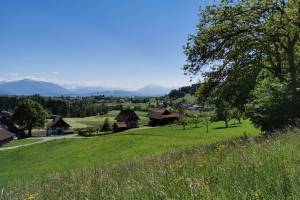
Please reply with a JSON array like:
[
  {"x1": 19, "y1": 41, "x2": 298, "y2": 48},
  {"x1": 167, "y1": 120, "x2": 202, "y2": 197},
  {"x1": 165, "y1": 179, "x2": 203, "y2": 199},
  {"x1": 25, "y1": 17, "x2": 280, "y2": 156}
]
[
  {"x1": 115, "y1": 110, "x2": 140, "y2": 122},
  {"x1": 115, "y1": 122, "x2": 127, "y2": 128},
  {"x1": 0, "y1": 111, "x2": 12, "y2": 118},
  {"x1": 47, "y1": 116, "x2": 71, "y2": 129},
  {"x1": 150, "y1": 108, "x2": 171, "y2": 115},
  {"x1": 0, "y1": 128, "x2": 15, "y2": 141},
  {"x1": 149, "y1": 108, "x2": 180, "y2": 120}
]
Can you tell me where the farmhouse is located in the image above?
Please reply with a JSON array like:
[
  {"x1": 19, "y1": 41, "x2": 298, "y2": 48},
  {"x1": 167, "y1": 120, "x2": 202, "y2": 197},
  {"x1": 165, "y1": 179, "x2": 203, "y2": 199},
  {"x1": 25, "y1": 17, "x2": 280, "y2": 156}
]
[
  {"x1": 149, "y1": 108, "x2": 180, "y2": 126},
  {"x1": 0, "y1": 111, "x2": 23, "y2": 138},
  {"x1": 113, "y1": 110, "x2": 140, "y2": 132},
  {"x1": 47, "y1": 116, "x2": 72, "y2": 136},
  {"x1": 0, "y1": 128, "x2": 15, "y2": 147}
]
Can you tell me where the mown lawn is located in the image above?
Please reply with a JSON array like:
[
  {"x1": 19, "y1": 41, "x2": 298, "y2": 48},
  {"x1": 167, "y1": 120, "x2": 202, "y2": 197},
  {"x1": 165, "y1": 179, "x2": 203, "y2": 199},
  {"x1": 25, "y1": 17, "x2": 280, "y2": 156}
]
[
  {"x1": 1, "y1": 138, "x2": 42, "y2": 148},
  {"x1": 0, "y1": 120, "x2": 259, "y2": 186}
]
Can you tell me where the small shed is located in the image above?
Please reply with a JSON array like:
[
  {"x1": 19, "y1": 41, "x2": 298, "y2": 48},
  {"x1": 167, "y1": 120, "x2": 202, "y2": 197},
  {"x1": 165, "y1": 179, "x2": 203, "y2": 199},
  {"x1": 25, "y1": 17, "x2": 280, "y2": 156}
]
[
  {"x1": 148, "y1": 108, "x2": 179, "y2": 126},
  {"x1": 0, "y1": 128, "x2": 15, "y2": 147},
  {"x1": 113, "y1": 110, "x2": 140, "y2": 132},
  {"x1": 47, "y1": 116, "x2": 72, "y2": 136}
]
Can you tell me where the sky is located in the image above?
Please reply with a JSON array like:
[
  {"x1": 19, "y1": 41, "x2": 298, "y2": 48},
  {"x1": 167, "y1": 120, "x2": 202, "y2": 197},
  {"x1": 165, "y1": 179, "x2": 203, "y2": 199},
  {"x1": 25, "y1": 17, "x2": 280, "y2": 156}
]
[{"x1": 0, "y1": 0, "x2": 213, "y2": 89}]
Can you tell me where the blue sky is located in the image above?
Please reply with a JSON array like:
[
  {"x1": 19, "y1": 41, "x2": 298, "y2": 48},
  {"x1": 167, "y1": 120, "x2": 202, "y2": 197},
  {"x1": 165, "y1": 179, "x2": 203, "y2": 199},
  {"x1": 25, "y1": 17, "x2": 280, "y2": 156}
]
[{"x1": 0, "y1": 0, "x2": 212, "y2": 89}]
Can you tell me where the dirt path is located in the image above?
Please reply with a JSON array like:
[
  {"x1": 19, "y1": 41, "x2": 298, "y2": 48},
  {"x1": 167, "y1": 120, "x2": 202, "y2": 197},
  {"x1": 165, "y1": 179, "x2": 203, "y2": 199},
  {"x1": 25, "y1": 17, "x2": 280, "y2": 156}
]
[
  {"x1": 0, "y1": 126, "x2": 159, "y2": 151},
  {"x1": 0, "y1": 134, "x2": 84, "y2": 151}
]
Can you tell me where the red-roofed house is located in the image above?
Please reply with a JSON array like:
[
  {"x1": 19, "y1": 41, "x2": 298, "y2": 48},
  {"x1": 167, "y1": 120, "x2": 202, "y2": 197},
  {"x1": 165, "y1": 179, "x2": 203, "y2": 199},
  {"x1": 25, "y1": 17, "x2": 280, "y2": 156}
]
[{"x1": 148, "y1": 108, "x2": 179, "y2": 126}]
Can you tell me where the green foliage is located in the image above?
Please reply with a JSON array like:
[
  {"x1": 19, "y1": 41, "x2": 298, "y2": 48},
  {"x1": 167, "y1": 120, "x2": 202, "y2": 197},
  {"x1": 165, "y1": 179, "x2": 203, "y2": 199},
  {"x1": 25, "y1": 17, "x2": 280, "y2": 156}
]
[
  {"x1": 101, "y1": 118, "x2": 112, "y2": 132},
  {"x1": 184, "y1": 0, "x2": 300, "y2": 132},
  {"x1": 190, "y1": 113, "x2": 201, "y2": 128},
  {"x1": 232, "y1": 107, "x2": 243, "y2": 124},
  {"x1": 211, "y1": 101, "x2": 233, "y2": 128},
  {"x1": 246, "y1": 76, "x2": 297, "y2": 132},
  {"x1": 168, "y1": 84, "x2": 200, "y2": 99},
  {"x1": 177, "y1": 115, "x2": 189, "y2": 130},
  {"x1": 12, "y1": 99, "x2": 48, "y2": 137}
]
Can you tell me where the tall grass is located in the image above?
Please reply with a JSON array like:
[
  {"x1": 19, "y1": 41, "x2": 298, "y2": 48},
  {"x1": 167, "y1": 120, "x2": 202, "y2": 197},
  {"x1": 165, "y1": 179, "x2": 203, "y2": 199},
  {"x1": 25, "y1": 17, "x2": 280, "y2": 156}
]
[{"x1": 2, "y1": 131, "x2": 299, "y2": 199}]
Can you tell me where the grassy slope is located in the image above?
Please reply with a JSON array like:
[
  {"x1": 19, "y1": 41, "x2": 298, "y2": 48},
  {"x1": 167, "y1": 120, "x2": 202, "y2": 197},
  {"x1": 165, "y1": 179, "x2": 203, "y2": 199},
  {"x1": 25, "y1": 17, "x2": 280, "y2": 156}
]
[
  {"x1": 0, "y1": 120, "x2": 258, "y2": 185},
  {"x1": 3, "y1": 131, "x2": 300, "y2": 199},
  {"x1": 1, "y1": 138, "x2": 42, "y2": 148}
]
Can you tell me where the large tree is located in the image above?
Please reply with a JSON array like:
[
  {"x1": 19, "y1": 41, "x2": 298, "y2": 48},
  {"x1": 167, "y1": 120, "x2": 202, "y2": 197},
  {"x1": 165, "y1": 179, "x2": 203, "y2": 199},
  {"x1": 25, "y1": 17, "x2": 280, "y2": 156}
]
[
  {"x1": 184, "y1": 0, "x2": 300, "y2": 131},
  {"x1": 13, "y1": 100, "x2": 48, "y2": 137}
]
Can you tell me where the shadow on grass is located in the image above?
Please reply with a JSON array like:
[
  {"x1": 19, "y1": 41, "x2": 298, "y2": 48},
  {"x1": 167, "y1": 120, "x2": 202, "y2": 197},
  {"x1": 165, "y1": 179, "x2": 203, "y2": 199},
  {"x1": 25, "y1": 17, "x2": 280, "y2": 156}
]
[{"x1": 214, "y1": 125, "x2": 242, "y2": 130}]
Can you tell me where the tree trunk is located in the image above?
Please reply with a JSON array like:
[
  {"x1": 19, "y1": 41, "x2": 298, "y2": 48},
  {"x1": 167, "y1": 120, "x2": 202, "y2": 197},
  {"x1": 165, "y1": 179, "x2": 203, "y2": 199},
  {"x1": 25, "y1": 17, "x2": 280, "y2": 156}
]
[
  {"x1": 28, "y1": 128, "x2": 32, "y2": 137},
  {"x1": 225, "y1": 120, "x2": 228, "y2": 128},
  {"x1": 287, "y1": 40, "x2": 299, "y2": 119},
  {"x1": 238, "y1": 118, "x2": 241, "y2": 124},
  {"x1": 206, "y1": 121, "x2": 209, "y2": 133}
]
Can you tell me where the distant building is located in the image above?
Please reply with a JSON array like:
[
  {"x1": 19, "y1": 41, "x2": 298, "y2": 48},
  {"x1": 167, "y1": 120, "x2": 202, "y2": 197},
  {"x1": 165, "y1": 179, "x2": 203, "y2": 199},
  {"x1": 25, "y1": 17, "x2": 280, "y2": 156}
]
[
  {"x1": 148, "y1": 108, "x2": 180, "y2": 126},
  {"x1": 47, "y1": 116, "x2": 72, "y2": 136},
  {"x1": 0, "y1": 111, "x2": 23, "y2": 138},
  {"x1": 0, "y1": 128, "x2": 15, "y2": 147},
  {"x1": 113, "y1": 110, "x2": 140, "y2": 132}
]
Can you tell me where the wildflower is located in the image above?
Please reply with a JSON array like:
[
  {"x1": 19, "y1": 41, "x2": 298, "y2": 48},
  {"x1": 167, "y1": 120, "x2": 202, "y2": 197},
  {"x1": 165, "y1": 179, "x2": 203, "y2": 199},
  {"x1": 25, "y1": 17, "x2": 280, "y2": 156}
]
[
  {"x1": 282, "y1": 159, "x2": 289, "y2": 167},
  {"x1": 217, "y1": 144, "x2": 226, "y2": 151},
  {"x1": 24, "y1": 193, "x2": 38, "y2": 200}
]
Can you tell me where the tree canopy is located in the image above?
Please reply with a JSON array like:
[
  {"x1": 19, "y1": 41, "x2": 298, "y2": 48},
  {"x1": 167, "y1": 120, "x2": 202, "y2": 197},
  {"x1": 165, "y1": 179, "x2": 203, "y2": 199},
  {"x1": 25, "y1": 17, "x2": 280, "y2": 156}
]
[
  {"x1": 184, "y1": 0, "x2": 300, "y2": 132},
  {"x1": 13, "y1": 100, "x2": 48, "y2": 137}
]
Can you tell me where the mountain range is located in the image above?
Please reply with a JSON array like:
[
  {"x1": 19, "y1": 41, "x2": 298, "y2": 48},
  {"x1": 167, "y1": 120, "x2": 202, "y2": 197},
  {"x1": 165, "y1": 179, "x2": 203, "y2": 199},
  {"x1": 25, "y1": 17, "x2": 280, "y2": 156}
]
[{"x1": 0, "y1": 79, "x2": 174, "y2": 97}]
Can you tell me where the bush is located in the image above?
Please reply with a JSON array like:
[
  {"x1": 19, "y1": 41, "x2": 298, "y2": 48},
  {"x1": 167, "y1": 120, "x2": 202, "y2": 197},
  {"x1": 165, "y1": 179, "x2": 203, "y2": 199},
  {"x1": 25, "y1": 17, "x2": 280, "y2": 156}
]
[
  {"x1": 246, "y1": 77, "x2": 298, "y2": 133},
  {"x1": 77, "y1": 127, "x2": 98, "y2": 137},
  {"x1": 101, "y1": 118, "x2": 112, "y2": 132}
]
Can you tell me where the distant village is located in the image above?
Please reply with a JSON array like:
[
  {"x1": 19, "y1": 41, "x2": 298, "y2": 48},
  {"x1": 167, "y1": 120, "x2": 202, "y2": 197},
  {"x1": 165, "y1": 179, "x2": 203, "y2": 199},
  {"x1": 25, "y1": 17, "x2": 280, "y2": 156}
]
[{"x1": 0, "y1": 105, "x2": 201, "y2": 147}]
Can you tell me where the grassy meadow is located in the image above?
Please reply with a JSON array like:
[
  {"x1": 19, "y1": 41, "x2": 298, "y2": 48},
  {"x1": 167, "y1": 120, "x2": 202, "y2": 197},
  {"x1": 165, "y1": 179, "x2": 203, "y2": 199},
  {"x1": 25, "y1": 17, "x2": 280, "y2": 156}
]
[
  {"x1": 64, "y1": 110, "x2": 149, "y2": 129},
  {"x1": 1, "y1": 138, "x2": 42, "y2": 148},
  {"x1": 2, "y1": 130, "x2": 300, "y2": 199},
  {"x1": 0, "y1": 120, "x2": 259, "y2": 186}
]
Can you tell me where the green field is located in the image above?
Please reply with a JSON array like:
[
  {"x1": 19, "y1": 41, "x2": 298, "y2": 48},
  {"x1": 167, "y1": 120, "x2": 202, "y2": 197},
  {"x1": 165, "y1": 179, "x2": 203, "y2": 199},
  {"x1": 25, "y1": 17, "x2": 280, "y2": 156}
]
[
  {"x1": 64, "y1": 110, "x2": 149, "y2": 129},
  {"x1": 0, "y1": 120, "x2": 259, "y2": 186},
  {"x1": 1, "y1": 138, "x2": 42, "y2": 148},
  {"x1": 2, "y1": 128, "x2": 300, "y2": 199}
]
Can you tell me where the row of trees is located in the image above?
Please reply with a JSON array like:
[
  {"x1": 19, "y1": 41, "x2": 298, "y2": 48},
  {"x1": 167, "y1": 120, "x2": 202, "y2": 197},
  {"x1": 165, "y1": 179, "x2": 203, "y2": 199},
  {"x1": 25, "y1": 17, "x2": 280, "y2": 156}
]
[
  {"x1": 168, "y1": 83, "x2": 200, "y2": 99},
  {"x1": 12, "y1": 100, "x2": 48, "y2": 137},
  {"x1": 0, "y1": 96, "x2": 109, "y2": 118},
  {"x1": 184, "y1": 0, "x2": 300, "y2": 133},
  {"x1": 10, "y1": 99, "x2": 116, "y2": 138},
  {"x1": 178, "y1": 109, "x2": 242, "y2": 131}
]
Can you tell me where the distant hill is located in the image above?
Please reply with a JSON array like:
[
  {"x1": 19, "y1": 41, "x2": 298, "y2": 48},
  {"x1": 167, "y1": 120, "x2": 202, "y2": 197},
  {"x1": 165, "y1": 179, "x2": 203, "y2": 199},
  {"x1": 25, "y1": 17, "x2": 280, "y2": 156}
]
[
  {"x1": 135, "y1": 85, "x2": 174, "y2": 97},
  {"x1": 0, "y1": 79, "x2": 173, "y2": 97},
  {"x1": 168, "y1": 83, "x2": 200, "y2": 99},
  {"x1": 0, "y1": 79, "x2": 70, "y2": 96}
]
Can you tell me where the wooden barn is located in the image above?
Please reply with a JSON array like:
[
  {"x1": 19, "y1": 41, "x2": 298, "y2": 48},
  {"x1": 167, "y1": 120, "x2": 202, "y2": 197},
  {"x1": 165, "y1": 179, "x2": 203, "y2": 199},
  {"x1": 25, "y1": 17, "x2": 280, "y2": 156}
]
[
  {"x1": 47, "y1": 116, "x2": 72, "y2": 136},
  {"x1": 0, "y1": 111, "x2": 23, "y2": 138},
  {"x1": 148, "y1": 108, "x2": 180, "y2": 126},
  {"x1": 0, "y1": 128, "x2": 15, "y2": 147},
  {"x1": 113, "y1": 110, "x2": 140, "y2": 132}
]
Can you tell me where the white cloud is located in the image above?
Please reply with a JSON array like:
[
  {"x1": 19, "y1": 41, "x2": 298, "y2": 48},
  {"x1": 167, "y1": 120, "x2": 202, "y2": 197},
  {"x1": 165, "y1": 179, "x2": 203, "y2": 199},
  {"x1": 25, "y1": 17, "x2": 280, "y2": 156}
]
[{"x1": 0, "y1": 72, "x2": 191, "y2": 90}]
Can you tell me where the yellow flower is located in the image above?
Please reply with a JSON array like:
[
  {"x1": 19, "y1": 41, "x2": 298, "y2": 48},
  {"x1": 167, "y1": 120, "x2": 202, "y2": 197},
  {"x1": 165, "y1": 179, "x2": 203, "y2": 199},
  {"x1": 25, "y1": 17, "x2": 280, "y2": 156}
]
[
  {"x1": 24, "y1": 193, "x2": 38, "y2": 200},
  {"x1": 282, "y1": 159, "x2": 289, "y2": 167},
  {"x1": 217, "y1": 144, "x2": 226, "y2": 151}
]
